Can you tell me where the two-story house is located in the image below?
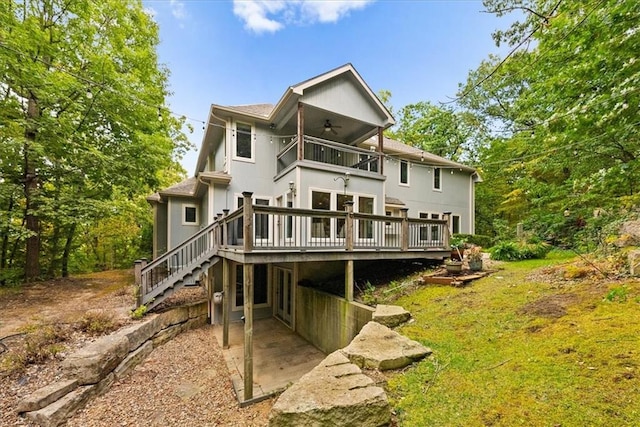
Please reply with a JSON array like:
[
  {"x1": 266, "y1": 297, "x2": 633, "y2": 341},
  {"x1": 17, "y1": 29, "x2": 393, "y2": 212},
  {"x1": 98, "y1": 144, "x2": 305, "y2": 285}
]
[{"x1": 137, "y1": 64, "x2": 479, "y2": 401}]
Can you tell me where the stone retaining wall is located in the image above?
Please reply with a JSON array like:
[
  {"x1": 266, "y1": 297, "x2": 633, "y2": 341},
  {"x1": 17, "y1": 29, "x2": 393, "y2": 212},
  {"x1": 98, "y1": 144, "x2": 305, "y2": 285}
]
[{"x1": 18, "y1": 301, "x2": 208, "y2": 427}]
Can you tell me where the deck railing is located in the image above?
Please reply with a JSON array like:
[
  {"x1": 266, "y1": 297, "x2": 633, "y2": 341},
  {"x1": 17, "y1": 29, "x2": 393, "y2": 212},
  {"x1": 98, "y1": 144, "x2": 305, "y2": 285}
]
[
  {"x1": 135, "y1": 192, "x2": 451, "y2": 306},
  {"x1": 218, "y1": 192, "x2": 450, "y2": 252},
  {"x1": 277, "y1": 135, "x2": 380, "y2": 173},
  {"x1": 135, "y1": 218, "x2": 220, "y2": 307}
]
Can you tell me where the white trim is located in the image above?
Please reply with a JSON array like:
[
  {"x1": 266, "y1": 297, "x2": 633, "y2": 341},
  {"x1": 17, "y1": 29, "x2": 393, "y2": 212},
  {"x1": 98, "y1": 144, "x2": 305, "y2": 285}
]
[
  {"x1": 167, "y1": 199, "x2": 172, "y2": 249},
  {"x1": 182, "y1": 203, "x2": 200, "y2": 226},
  {"x1": 208, "y1": 184, "x2": 214, "y2": 224},
  {"x1": 232, "y1": 120, "x2": 255, "y2": 163}
]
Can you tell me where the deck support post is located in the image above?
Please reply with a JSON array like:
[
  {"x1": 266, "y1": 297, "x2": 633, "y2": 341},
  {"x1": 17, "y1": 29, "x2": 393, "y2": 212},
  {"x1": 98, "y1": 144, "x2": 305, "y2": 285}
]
[
  {"x1": 442, "y1": 211, "x2": 452, "y2": 248},
  {"x1": 377, "y1": 127, "x2": 384, "y2": 175},
  {"x1": 243, "y1": 263, "x2": 254, "y2": 401},
  {"x1": 242, "y1": 192, "x2": 254, "y2": 253},
  {"x1": 222, "y1": 257, "x2": 230, "y2": 349},
  {"x1": 345, "y1": 260, "x2": 354, "y2": 302},
  {"x1": 297, "y1": 103, "x2": 304, "y2": 161},
  {"x1": 400, "y1": 208, "x2": 409, "y2": 251}
]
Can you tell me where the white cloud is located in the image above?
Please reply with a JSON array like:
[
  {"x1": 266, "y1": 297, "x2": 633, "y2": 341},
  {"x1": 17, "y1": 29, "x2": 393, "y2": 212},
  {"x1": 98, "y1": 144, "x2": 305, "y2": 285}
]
[
  {"x1": 170, "y1": 0, "x2": 188, "y2": 22},
  {"x1": 233, "y1": 0, "x2": 374, "y2": 34}
]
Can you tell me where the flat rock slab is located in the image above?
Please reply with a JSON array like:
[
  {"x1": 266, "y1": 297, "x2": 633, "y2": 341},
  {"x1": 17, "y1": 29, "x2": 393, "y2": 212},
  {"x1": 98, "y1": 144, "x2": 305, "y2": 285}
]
[
  {"x1": 61, "y1": 334, "x2": 129, "y2": 385},
  {"x1": 17, "y1": 379, "x2": 78, "y2": 413},
  {"x1": 342, "y1": 321, "x2": 432, "y2": 370},
  {"x1": 372, "y1": 304, "x2": 411, "y2": 328},
  {"x1": 269, "y1": 351, "x2": 389, "y2": 427}
]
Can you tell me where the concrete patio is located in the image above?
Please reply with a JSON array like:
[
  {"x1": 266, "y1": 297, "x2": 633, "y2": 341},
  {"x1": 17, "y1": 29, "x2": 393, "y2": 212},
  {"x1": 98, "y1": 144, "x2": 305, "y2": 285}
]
[{"x1": 213, "y1": 318, "x2": 325, "y2": 405}]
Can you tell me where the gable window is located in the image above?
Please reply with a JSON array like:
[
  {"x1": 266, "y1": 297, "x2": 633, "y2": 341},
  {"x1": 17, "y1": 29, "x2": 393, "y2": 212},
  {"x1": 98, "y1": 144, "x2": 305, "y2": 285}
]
[
  {"x1": 433, "y1": 167, "x2": 441, "y2": 191},
  {"x1": 182, "y1": 204, "x2": 198, "y2": 226},
  {"x1": 400, "y1": 160, "x2": 409, "y2": 185},
  {"x1": 234, "y1": 122, "x2": 253, "y2": 161}
]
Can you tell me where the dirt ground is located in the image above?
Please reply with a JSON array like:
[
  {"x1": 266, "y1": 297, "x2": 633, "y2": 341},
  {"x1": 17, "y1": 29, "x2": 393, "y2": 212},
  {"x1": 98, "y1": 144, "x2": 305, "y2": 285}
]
[{"x1": 0, "y1": 270, "x2": 270, "y2": 426}]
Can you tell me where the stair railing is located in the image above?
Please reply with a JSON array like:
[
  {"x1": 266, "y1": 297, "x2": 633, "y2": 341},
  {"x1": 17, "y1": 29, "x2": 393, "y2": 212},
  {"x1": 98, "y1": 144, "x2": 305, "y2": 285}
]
[{"x1": 135, "y1": 212, "x2": 229, "y2": 307}]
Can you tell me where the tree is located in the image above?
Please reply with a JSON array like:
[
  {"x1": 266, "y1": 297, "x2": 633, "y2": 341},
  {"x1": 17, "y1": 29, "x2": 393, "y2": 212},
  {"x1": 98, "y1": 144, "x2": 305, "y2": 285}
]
[
  {"x1": 388, "y1": 101, "x2": 487, "y2": 162},
  {"x1": 0, "y1": 0, "x2": 190, "y2": 282},
  {"x1": 459, "y1": 0, "x2": 640, "y2": 242}
]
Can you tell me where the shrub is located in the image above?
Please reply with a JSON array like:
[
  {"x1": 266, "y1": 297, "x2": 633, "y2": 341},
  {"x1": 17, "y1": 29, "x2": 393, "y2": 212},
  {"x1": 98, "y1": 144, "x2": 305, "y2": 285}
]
[
  {"x1": 130, "y1": 304, "x2": 148, "y2": 320},
  {"x1": 76, "y1": 310, "x2": 118, "y2": 335},
  {"x1": 490, "y1": 241, "x2": 551, "y2": 261},
  {"x1": 453, "y1": 234, "x2": 494, "y2": 249}
]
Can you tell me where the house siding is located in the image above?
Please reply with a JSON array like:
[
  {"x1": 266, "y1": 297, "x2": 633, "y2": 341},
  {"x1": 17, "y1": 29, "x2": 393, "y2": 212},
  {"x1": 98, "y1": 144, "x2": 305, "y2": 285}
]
[
  {"x1": 301, "y1": 75, "x2": 386, "y2": 126},
  {"x1": 385, "y1": 160, "x2": 474, "y2": 234}
]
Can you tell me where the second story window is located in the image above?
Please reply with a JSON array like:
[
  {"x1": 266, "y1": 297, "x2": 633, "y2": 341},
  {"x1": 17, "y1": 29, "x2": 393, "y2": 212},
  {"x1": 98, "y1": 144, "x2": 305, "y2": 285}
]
[
  {"x1": 433, "y1": 167, "x2": 441, "y2": 191},
  {"x1": 400, "y1": 160, "x2": 409, "y2": 185},
  {"x1": 235, "y1": 122, "x2": 253, "y2": 161}
]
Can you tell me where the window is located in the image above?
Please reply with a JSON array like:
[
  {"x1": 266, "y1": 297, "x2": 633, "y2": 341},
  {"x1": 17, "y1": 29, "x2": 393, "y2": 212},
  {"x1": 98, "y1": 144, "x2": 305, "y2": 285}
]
[
  {"x1": 430, "y1": 213, "x2": 441, "y2": 242},
  {"x1": 400, "y1": 160, "x2": 409, "y2": 185},
  {"x1": 452, "y1": 215, "x2": 461, "y2": 234},
  {"x1": 358, "y1": 196, "x2": 374, "y2": 239},
  {"x1": 255, "y1": 198, "x2": 270, "y2": 240},
  {"x1": 182, "y1": 204, "x2": 198, "y2": 225},
  {"x1": 234, "y1": 122, "x2": 253, "y2": 160},
  {"x1": 433, "y1": 167, "x2": 441, "y2": 190},
  {"x1": 311, "y1": 191, "x2": 330, "y2": 238}
]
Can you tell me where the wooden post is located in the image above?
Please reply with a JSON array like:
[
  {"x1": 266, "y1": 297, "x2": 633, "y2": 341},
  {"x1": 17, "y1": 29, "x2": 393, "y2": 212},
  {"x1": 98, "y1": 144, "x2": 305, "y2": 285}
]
[
  {"x1": 134, "y1": 259, "x2": 147, "y2": 307},
  {"x1": 222, "y1": 258, "x2": 230, "y2": 349},
  {"x1": 297, "y1": 102, "x2": 304, "y2": 161},
  {"x1": 400, "y1": 208, "x2": 409, "y2": 251},
  {"x1": 344, "y1": 200, "x2": 354, "y2": 251},
  {"x1": 242, "y1": 192, "x2": 254, "y2": 253},
  {"x1": 243, "y1": 263, "x2": 254, "y2": 401},
  {"x1": 377, "y1": 127, "x2": 384, "y2": 175},
  {"x1": 443, "y1": 212, "x2": 452, "y2": 248},
  {"x1": 345, "y1": 260, "x2": 354, "y2": 302},
  {"x1": 223, "y1": 209, "x2": 229, "y2": 248}
]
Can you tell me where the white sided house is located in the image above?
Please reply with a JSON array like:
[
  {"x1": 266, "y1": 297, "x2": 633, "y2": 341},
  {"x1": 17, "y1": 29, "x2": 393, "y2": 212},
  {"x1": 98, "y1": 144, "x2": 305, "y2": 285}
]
[{"x1": 138, "y1": 64, "x2": 480, "y2": 401}]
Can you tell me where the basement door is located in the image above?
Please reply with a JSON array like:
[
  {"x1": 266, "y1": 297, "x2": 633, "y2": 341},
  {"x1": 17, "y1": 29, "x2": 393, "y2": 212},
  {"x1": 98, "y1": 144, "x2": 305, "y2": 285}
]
[{"x1": 274, "y1": 267, "x2": 293, "y2": 326}]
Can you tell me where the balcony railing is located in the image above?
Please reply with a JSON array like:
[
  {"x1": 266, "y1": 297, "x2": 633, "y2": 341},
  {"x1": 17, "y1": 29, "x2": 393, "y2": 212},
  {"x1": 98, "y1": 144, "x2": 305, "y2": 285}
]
[
  {"x1": 219, "y1": 192, "x2": 450, "y2": 253},
  {"x1": 277, "y1": 135, "x2": 380, "y2": 174}
]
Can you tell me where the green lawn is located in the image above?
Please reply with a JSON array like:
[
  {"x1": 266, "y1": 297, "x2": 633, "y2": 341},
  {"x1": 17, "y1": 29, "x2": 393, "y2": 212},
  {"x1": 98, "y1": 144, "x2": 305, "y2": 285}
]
[{"x1": 388, "y1": 251, "x2": 640, "y2": 426}]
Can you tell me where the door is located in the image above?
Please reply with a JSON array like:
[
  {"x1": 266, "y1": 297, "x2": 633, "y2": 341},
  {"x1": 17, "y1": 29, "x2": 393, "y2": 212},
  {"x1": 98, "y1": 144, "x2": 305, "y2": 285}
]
[{"x1": 274, "y1": 267, "x2": 293, "y2": 326}]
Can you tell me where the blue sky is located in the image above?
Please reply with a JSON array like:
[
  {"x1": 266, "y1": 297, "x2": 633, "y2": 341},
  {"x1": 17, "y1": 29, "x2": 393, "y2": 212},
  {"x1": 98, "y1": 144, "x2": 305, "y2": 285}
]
[{"x1": 144, "y1": 0, "x2": 514, "y2": 174}]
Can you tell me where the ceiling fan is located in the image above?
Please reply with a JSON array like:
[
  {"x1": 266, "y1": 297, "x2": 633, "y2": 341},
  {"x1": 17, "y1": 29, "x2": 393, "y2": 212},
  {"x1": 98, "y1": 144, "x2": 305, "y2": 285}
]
[{"x1": 321, "y1": 119, "x2": 341, "y2": 135}]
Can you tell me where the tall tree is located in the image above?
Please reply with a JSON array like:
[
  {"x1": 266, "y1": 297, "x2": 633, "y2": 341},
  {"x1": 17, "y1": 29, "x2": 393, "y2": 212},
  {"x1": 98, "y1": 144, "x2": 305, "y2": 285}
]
[
  {"x1": 459, "y1": 0, "x2": 640, "y2": 241},
  {"x1": 0, "y1": 0, "x2": 190, "y2": 282}
]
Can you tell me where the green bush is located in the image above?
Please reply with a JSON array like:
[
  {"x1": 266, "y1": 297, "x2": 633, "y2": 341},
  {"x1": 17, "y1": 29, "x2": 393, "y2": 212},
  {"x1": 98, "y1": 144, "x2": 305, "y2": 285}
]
[
  {"x1": 489, "y1": 241, "x2": 551, "y2": 261},
  {"x1": 453, "y1": 234, "x2": 494, "y2": 248}
]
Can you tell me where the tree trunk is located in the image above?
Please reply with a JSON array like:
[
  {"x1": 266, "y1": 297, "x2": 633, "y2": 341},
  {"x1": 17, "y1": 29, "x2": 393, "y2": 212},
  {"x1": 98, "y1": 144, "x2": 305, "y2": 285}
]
[
  {"x1": 62, "y1": 224, "x2": 76, "y2": 278},
  {"x1": 24, "y1": 96, "x2": 40, "y2": 281}
]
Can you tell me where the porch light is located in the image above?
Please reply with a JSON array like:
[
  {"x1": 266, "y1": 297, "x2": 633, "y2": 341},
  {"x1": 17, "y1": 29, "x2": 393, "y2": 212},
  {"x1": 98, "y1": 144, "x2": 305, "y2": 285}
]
[{"x1": 289, "y1": 181, "x2": 297, "y2": 197}]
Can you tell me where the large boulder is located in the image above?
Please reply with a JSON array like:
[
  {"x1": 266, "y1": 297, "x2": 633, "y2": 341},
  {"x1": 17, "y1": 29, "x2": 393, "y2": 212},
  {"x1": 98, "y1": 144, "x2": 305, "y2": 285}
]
[
  {"x1": 269, "y1": 351, "x2": 389, "y2": 427},
  {"x1": 629, "y1": 249, "x2": 640, "y2": 276},
  {"x1": 342, "y1": 321, "x2": 431, "y2": 370},
  {"x1": 61, "y1": 334, "x2": 129, "y2": 385},
  {"x1": 372, "y1": 304, "x2": 411, "y2": 328}
]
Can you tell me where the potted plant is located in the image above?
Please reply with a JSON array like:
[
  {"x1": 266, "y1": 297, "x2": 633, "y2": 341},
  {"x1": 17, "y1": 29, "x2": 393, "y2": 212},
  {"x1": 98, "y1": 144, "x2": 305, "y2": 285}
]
[
  {"x1": 467, "y1": 246, "x2": 483, "y2": 271},
  {"x1": 450, "y1": 236, "x2": 466, "y2": 261},
  {"x1": 445, "y1": 258, "x2": 463, "y2": 274}
]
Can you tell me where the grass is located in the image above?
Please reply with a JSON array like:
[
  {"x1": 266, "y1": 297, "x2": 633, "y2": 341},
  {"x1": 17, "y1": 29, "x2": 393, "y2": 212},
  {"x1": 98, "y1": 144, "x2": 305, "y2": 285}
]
[{"x1": 387, "y1": 250, "x2": 640, "y2": 426}]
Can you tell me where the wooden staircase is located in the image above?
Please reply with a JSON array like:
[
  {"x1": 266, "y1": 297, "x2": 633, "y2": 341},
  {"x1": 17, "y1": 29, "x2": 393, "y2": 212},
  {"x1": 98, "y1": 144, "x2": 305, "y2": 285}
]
[{"x1": 135, "y1": 220, "x2": 221, "y2": 311}]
